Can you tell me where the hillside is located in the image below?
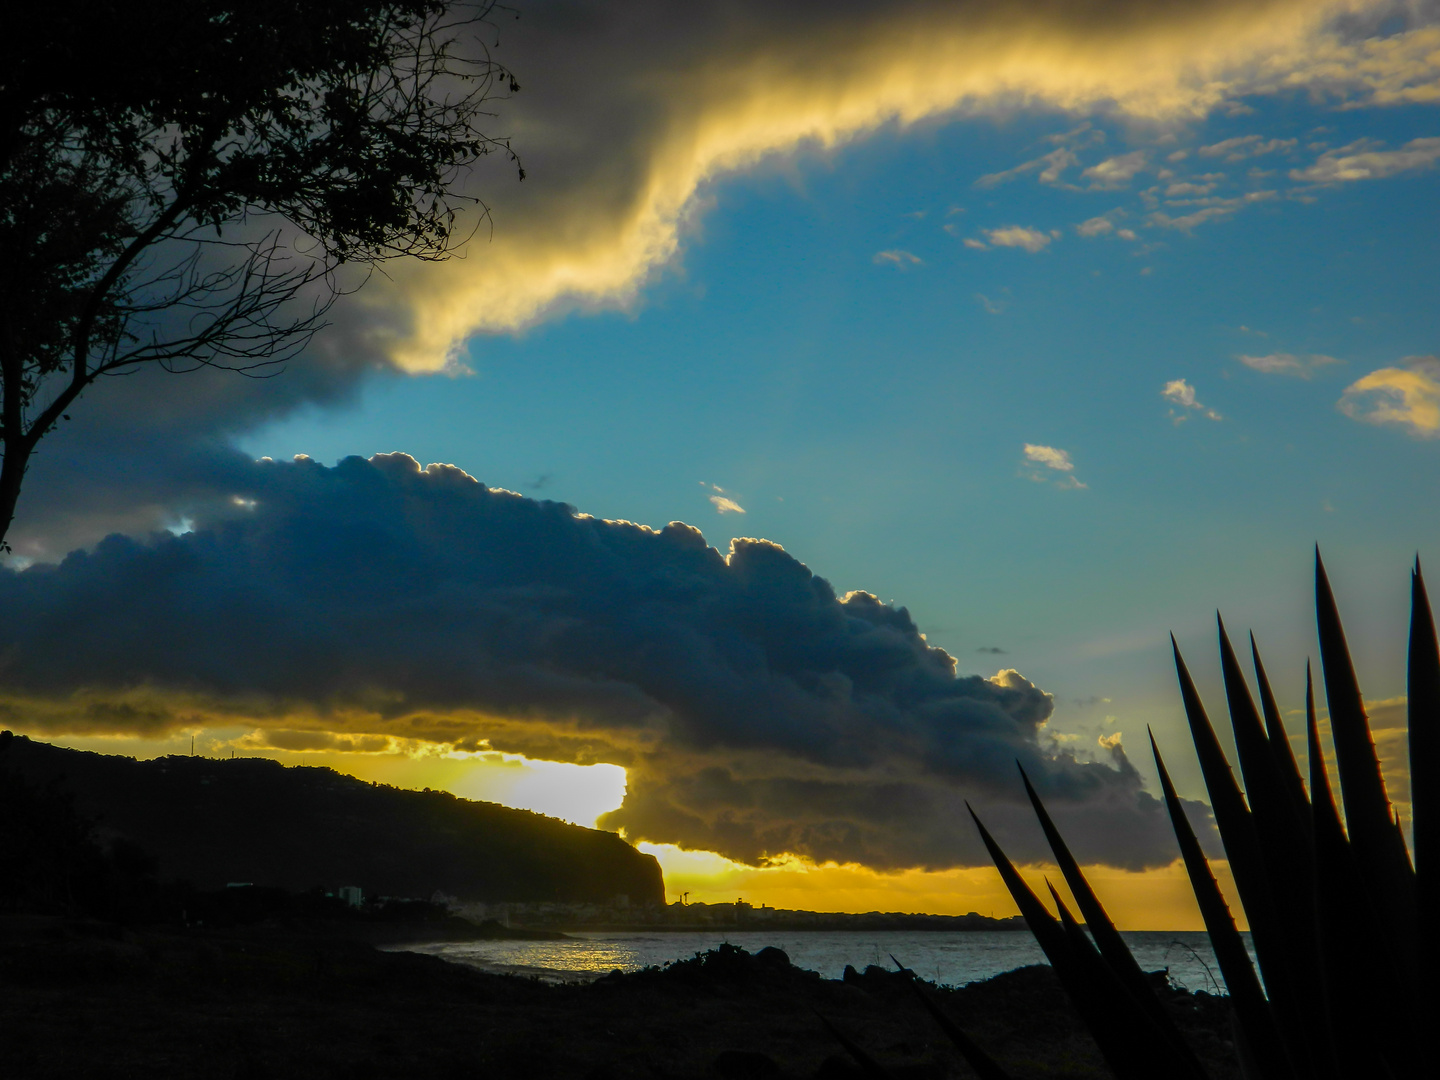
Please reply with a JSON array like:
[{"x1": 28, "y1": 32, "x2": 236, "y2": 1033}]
[{"x1": 2, "y1": 734, "x2": 664, "y2": 905}]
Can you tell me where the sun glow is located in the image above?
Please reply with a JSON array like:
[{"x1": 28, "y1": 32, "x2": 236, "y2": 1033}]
[
  {"x1": 21, "y1": 727, "x2": 629, "y2": 828},
  {"x1": 638, "y1": 841, "x2": 1240, "y2": 931},
  {"x1": 22, "y1": 726, "x2": 1246, "y2": 928}
]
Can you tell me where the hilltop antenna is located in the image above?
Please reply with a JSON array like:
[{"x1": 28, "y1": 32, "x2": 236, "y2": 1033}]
[{"x1": 190, "y1": 736, "x2": 194, "y2": 757}]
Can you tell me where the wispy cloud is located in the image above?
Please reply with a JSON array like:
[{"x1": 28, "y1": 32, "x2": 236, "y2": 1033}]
[
  {"x1": 1076, "y1": 215, "x2": 1115, "y2": 237},
  {"x1": 975, "y1": 146, "x2": 1080, "y2": 188},
  {"x1": 1199, "y1": 135, "x2": 1297, "y2": 160},
  {"x1": 873, "y1": 249, "x2": 923, "y2": 267},
  {"x1": 1291, "y1": 137, "x2": 1440, "y2": 183},
  {"x1": 1338, "y1": 357, "x2": 1440, "y2": 437},
  {"x1": 1238, "y1": 352, "x2": 1341, "y2": 378},
  {"x1": 702, "y1": 482, "x2": 747, "y2": 514},
  {"x1": 1150, "y1": 190, "x2": 1277, "y2": 231},
  {"x1": 975, "y1": 293, "x2": 1006, "y2": 315},
  {"x1": 984, "y1": 226, "x2": 1053, "y2": 252},
  {"x1": 1023, "y1": 443, "x2": 1086, "y2": 489},
  {"x1": 1162, "y1": 378, "x2": 1222, "y2": 421},
  {"x1": 1082, "y1": 151, "x2": 1147, "y2": 189},
  {"x1": 1165, "y1": 180, "x2": 1217, "y2": 197}
]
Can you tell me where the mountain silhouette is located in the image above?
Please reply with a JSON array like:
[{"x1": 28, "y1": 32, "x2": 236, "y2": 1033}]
[{"x1": 2, "y1": 734, "x2": 663, "y2": 905}]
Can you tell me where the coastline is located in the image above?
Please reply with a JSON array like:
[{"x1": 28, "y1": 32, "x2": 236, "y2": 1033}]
[{"x1": 0, "y1": 914, "x2": 1243, "y2": 1078}]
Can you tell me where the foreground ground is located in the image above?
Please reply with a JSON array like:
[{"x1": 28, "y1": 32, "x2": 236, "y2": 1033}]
[{"x1": 0, "y1": 916, "x2": 1242, "y2": 1078}]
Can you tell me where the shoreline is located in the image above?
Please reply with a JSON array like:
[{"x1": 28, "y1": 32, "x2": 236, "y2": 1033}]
[{"x1": 1, "y1": 915, "x2": 1243, "y2": 1078}]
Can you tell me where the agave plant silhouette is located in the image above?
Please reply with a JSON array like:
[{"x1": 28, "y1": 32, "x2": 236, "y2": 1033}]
[{"x1": 934, "y1": 553, "x2": 1434, "y2": 1080}]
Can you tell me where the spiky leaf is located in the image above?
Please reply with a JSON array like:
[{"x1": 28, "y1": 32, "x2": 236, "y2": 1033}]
[
  {"x1": 1305, "y1": 678, "x2": 1402, "y2": 1080},
  {"x1": 1019, "y1": 764, "x2": 1210, "y2": 1078},
  {"x1": 1409, "y1": 561, "x2": 1438, "y2": 973},
  {"x1": 1313, "y1": 554, "x2": 1417, "y2": 947},
  {"x1": 968, "y1": 805, "x2": 1205, "y2": 1080},
  {"x1": 896, "y1": 968, "x2": 1015, "y2": 1080},
  {"x1": 1172, "y1": 636, "x2": 1307, "y2": 1069},
  {"x1": 1219, "y1": 619, "x2": 1330, "y2": 1080},
  {"x1": 1250, "y1": 634, "x2": 1312, "y2": 833},
  {"x1": 1150, "y1": 731, "x2": 1294, "y2": 1080}
]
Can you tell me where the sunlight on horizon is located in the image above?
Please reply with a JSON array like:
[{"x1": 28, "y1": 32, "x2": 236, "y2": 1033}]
[
  {"x1": 7, "y1": 726, "x2": 1306, "y2": 927},
  {"x1": 637, "y1": 840, "x2": 1239, "y2": 932}
]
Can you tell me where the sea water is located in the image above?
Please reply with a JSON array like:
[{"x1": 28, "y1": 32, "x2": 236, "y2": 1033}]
[{"x1": 396, "y1": 929, "x2": 1246, "y2": 991}]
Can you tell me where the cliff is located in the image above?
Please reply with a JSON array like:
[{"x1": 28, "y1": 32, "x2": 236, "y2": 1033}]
[{"x1": 2, "y1": 734, "x2": 664, "y2": 906}]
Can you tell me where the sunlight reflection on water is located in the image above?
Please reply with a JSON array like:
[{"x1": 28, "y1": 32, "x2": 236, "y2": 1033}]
[{"x1": 394, "y1": 930, "x2": 1249, "y2": 991}]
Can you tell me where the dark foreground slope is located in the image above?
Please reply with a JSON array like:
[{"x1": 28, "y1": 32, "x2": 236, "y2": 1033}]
[
  {"x1": 3, "y1": 734, "x2": 663, "y2": 905},
  {"x1": 0, "y1": 921, "x2": 1243, "y2": 1079}
]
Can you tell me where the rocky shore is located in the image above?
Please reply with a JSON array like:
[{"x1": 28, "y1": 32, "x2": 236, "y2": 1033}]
[{"x1": 0, "y1": 915, "x2": 1243, "y2": 1078}]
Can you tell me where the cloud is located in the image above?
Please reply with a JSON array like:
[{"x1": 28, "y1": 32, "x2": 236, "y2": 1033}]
[
  {"x1": 1162, "y1": 378, "x2": 1223, "y2": 421},
  {"x1": 1023, "y1": 443, "x2": 1087, "y2": 488},
  {"x1": 1076, "y1": 215, "x2": 1116, "y2": 236},
  {"x1": 365, "y1": 2, "x2": 1440, "y2": 374},
  {"x1": 1149, "y1": 190, "x2": 1277, "y2": 231},
  {"x1": 1291, "y1": 137, "x2": 1440, "y2": 182},
  {"x1": 1024, "y1": 444, "x2": 1076, "y2": 472},
  {"x1": 984, "y1": 226, "x2": 1053, "y2": 252},
  {"x1": 10, "y1": 2, "x2": 1440, "y2": 560},
  {"x1": 1199, "y1": 135, "x2": 1262, "y2": 157},
  {"x1": 1237, "y1": 352, "x2": 1341, "y2": 377},
  {"x1": 0, "y1": 453, "x2": 1204, "y2": 871},
  {"x1": 873, "y1": 249, "x2": 923, "y2": 267},
  {"x1": 702, "y1": 482, "x2": 746, "y2": 514},
  {"x1": 1337, "y1": 357, "x2": 1440, "y2": 437},
  {"x1": 975, "y1": 146, "x2": 1080, "y2": 188},
  {"x1": 1082, "y1": 151, "x2": 1148, "y2": 188},
  {"x1": 1198, "y1": 134, "x2": 1297, "y2": 160},
  {"x1": 963, "y1": 237, "x2": 988, "y2": 250},
  {"x1": 1165, "y1": 181, "x2": 1217, "y2": 196}
]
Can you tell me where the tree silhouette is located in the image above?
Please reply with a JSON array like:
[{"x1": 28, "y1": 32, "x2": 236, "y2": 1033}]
[{"x1": 0, "y1": 1, "x2": 522, "y2": 547}]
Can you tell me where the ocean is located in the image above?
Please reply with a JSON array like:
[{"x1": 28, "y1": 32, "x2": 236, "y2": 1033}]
[{"x1": 395, "y1": 929, "x2": 1249, "y2": 991}]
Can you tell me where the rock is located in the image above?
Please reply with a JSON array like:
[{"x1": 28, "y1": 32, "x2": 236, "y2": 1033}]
[{"x1": 755, "y1": 946, "x2": 791, "y2": 969}]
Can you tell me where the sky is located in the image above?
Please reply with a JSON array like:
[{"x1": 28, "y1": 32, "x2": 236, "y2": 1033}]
[{"x1": 2, "y1": 0, "x2": 1437, "y2": 927}]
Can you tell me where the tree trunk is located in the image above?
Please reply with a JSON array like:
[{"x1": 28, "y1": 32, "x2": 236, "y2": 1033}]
[{"x1": 0, "y1": 436, "x2": 32, "y2": 553}]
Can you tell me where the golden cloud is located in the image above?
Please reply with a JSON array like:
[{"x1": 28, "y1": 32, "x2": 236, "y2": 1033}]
[
  {"x1": 1338, "y1": 357, "x2": 1440, "y2": 437},
  {"x1": 331, "y1": 1, "x2": 1440, "y2": 373}
]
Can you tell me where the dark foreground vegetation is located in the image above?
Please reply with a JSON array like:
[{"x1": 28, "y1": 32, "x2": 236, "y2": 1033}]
[
  {"x1": 965, "y1": 554, "x2": 1434, "y2": 1080},
  {"x1": 0, "y1": 925, "x2": 1242, "y2": 1080}
]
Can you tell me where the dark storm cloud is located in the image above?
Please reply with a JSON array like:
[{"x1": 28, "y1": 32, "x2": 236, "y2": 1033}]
[{"x1": 0, "y1": 453, "x2": 1213, "y2": 869}]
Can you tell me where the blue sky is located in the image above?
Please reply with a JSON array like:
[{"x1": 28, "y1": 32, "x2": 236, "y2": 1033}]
[
  {"x1": 6, "y1": 1, "x2": 1438, "y2": 918},
  {"x1": 237, "y1": 90, "x2": 1440, "y2": 798}
]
